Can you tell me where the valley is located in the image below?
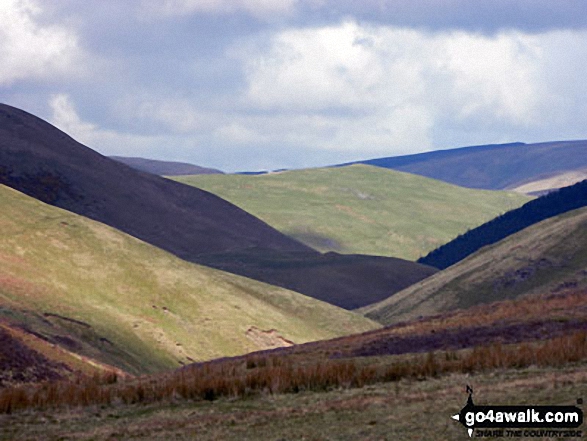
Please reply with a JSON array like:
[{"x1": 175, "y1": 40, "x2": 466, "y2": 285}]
[
  {"x1": 1, "y1": 104, "x2": 587, "y2": 440},
  {"x1": 365, "y1": 204, "x2": 587, "y2": 324},
  {"x1": 0, "y1": 184, "x2": 378, "y2": 377},
  {"x1": 174, "y1": 164, "x2": 530, "y2": 260},
  {"x1": 4, "y1": 3, "x2": 587, "y2": 438}
]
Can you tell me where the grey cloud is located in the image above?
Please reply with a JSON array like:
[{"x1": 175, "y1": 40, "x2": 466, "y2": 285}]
[
  {"x1": 296, "y1": 0, "x2": 587, "y2": 33},
  {"x1": 3, "y1": 1, "x2": 587, "y2": 173}
]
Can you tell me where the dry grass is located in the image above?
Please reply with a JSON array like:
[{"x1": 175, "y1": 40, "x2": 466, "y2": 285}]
[
  {"x1": 371, "y1": 288, "x2": 587, "y2": 340},
  {"x1": 1, "y1": 330, "x2": 586, "y2": 415},
  {"x1": 3, "y1": 365, "x2": 585, "y2": 440}
]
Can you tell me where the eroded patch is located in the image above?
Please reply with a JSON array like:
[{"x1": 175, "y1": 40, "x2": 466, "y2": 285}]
[{"x1": 245, "y1": 326, "x2": 295, "y2": 349}]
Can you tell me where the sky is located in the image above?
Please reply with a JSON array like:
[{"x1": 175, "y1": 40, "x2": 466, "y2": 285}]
[{"x1": 2, "y1": 1, "x2": 587, "y2": 172}]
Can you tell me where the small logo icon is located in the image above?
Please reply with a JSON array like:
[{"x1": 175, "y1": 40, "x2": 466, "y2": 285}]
[
  {"x1": 452, "y1": 385, "x2": 475, "y2": 437},
  {"x1": 451, "y1": 385, "x2": 583, "y2": 438}
]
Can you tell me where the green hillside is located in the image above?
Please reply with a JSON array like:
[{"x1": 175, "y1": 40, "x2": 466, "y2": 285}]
[
  {"x1": 362, "y1": 206, "x2": 587, "y2": 324},
  {"x1": 0, "y1": 185, "x2": 378, "y2": 375},
  {"x1": 173, "y1": 165, "x2": 531, "y2": 260}
]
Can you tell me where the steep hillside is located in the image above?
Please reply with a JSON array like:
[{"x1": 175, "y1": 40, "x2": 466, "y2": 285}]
[
  {"x1": 0, "y1": 104, "x2": 432, "y2": 309},
  {"x1": 0, "y1": 185, "x2": 379, "y2": 375},
  {"x1": 362, "y1": 206, "x2": 587, "y2": 325},
  {"x1": 0, "y1": 104, "x2": 310, "y2": 258},
  {"x1": 174, "y1": 165, "x2": 530, "y2": 260},
  {"x1": 419, "y1": 179, "x2": 587, "y2": 269},
  {"x1": 344, "y1": 140, "x2": 587, "y2": 191},
  {"x1": 110, "y1": 156, "x2": 223, "y2": 176}
]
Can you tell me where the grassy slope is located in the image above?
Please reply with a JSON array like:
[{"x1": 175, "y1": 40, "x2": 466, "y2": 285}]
[
  {"x1": 0, "y1": 185, "x2": 378, "y2": 375},
  {"x1": 173, "y1": 165, "x2": 531, "y2": 261},
  {"x1": 362, "y1": 206, "x2": 587, "y2": 325},
  {"x1": 4, "y1": 286, "x2": 587, "y2": 439}
]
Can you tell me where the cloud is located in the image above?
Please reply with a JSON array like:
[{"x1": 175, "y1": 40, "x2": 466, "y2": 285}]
[
  {"x1": 236, "y1": 22, "x2": 552, "y2": 154},
  {"x1": 48, "y1": 94, "x2": 173, "y2": 158},
  {"x1": 296, "y1": 0, "x2": 587, "y2": 33},
  {"x1": 113, "y1": 96, "x2": 212, "y2": 134},
  {"x1": 49, "y1": 94, "x2": 97, "y2": 143},
  {"x1": 0, "y1": 0, "x2": 83, "y2": 86},
  {"x1": 138, "y1": 0, "x2": 587, "y2": 31},
  {"x1": 214, "y1": 122, "x2": 265, "y2": 144},
  {"x1": 140, "y1": 0, "x2": 298, "y2": 19},
  {"x1": 3, "y1": 4, "x2": 587, "y2": 172}
]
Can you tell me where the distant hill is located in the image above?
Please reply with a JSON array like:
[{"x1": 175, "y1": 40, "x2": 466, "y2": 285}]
[
  {"x1": 174, "y1": 165, "x2": 530, "y2": 260},
  {"x1": 0, "y1": 184, "x2": 379, "y2": 376},
  {"x1": 362, "y1": 205, "x2": 587, "y2": 325},
  {"x1": 419, "y1": 179, "x2": 587, "y2": 269},
  {"x1": 343, "y1": 140, "x2": 587, "y2": 192},
  {"x1": 110, "y1": 156, "x2": 223, "y2": 176},
  {"x1": 0, "y1": 104, "x2": 431, "y2": 309}
]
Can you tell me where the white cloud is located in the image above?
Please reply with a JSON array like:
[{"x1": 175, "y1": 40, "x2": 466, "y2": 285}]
[
  {"x1": 434, "y1": 31, "x2": 544, "y2": 125},
  {"x1": 0, "y1": 0, "x2": 82, "y2": 85},
  {"x1": 49, "y1": 94, "x2": 97, "y2": 144},
  {"x1": 243, "y1": 22, "x2": 388, "y2": 111},
  {"x1": 236, "y1": 22, "x2": 567, "y2": 154},
  {"x1": 5, "y1": 7, "x2": 586, "y2": 172}
]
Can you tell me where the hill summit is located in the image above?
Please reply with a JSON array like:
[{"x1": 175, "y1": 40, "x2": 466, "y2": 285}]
[{"x1": 0, "y1": 103, "x2": 311, "y2": 258}]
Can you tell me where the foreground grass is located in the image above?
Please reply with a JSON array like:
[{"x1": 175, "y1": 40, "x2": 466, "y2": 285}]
[
  {"x1": 173, "y1": 165, "x2": 530, "y2": 260},
  {"x1": 3, "y1": 290, "x2": 587, "y2": 439},
  {"x1": 1, "y1": 363, "x2": 585, "y2": 440}
]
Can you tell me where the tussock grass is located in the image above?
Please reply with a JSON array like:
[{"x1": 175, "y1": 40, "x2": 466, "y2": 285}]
[{"x1": 2, "y1": 331, "x2": 586, "y2": 414}]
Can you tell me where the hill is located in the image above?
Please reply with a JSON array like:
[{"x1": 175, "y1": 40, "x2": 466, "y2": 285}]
[
  {"x1": 419, "y1": 179, "x2": 587, "y2": 269},
  {"x1": 0, "y1": 184, "x2": 379, "y2": 376},
  {"x1": 0, "y1": 104, "x2": 432, "y2": 309},
  {"x1": 196, "y1": 250, "x2": 437, "y2": 310},
  {"x1": 0, "y1": 103, "x2": 310, "y2": 258},
  {"x1": 4, "y1": 281, "x2": 587, "y2": 438},
  {"x1": 344, "y1": 140, "x2": 587, "y2": 191},
  {"x1": 509, "y1": 168, "x2": 587, "y2": 195},
  {"x1": 109, "y1": 156, "x2": 223, "y2": 176},
  {"x1": 173, "y1": 165, "x2": 530, "y2": 260},
  {"x1": 362, "y1": 206, "x2": 587, "y2": 325}
]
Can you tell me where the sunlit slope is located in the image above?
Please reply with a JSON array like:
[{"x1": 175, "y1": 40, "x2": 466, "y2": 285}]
[
  {"x1": 510, "y1": 168, "x2": 587, "y2": 195},
  {"x1": 174, "y1": 165, "x2": 531, "y2": 260},
  {"x1": 362, "y1": 206, "x2": 587, "y2": 324},
  {"x1": 0, "y1": 185, "x2": 379, "y2": 375}
]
